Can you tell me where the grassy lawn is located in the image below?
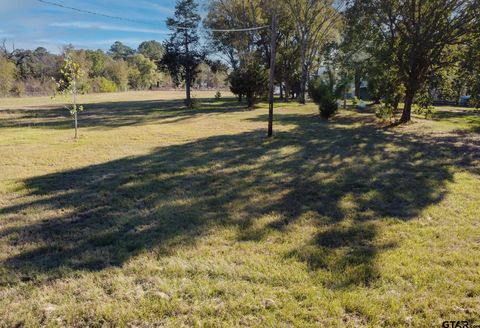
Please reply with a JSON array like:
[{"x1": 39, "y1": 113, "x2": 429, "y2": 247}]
[
  {"x1": 0, "y1": 91, "x2": 479, "y2": 327},
  {"x1": 419, "y1": 106, "x2": 480, "y2": 133}
]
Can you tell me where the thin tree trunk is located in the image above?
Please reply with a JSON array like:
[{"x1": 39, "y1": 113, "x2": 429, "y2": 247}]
[
  {"x1": 267, "y1": 13, "x2": 277, "y2": 137},
  {"x1": 247, "y1": 95, "x2": 253, "y2": 108},
  {"x1": 186, "y1": 76, "x2": 191, "y2": 105},
  {"x1": 74, "y1": 112, "x2": 78, "y2": 139},
  {"x1": 299, "y1": 38, "x2": 307, "y2": 104},
  {"x1": 284, "y1": 82, "x2": 290, "y2": 102},
  {"x1": 185, "y1": 31, "x2": 191, "y2": 107},
  {"x1": 73, "y1": 79, "x2": 78, "y2": 139},
  {"x1": 354, "y1": 68, "x2": 361, "y2": 99}
]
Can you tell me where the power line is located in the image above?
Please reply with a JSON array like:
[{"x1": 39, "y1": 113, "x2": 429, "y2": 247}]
[
  {"x1": 36, "y1": 0, "x2": 154, "y2": 26},
  {"x1": 36, "y1": 0, "x2": 269, "y2": 32},
  {"x1": 208, "y1": 26, "x2": 269, "y2": 32}
]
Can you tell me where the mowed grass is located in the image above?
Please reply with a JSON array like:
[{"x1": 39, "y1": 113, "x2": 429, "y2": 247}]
[{"x1": 0, "y1": 91, "x2": 479, "y2": 327}]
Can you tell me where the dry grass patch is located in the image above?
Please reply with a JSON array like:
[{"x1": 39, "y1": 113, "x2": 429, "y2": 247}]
[{"x1": 0, "y1": 92, "x2": 479, "y2": 327}]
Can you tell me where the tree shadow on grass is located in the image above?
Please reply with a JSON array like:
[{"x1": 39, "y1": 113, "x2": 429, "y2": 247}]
[
  {"x1": 0, "y1": 112, "x2": 476, "y2": 289},
  {"x1": 0, "y1": 97, "x2": 248, "y2": 130}
]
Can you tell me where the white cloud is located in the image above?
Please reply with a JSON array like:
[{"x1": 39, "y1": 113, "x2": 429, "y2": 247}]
[{"x1": 50, "y1": 22, "x2": 169, "y2": 35}]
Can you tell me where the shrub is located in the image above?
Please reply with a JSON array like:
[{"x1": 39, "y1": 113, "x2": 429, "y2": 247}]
[
  {"x1": 319, "y1": 97, "x2": 339, "y2": 119},
  {"x1": 105, "y1": 59, "x2": 129, "y2": 91},
  {"x1": 375, "y1": 102, "x2": 396, "y2": 122},
  {"x1": 215, "y1": 91, "x2": 222, "y2": 100},
  {"x1": 413, "y1": 88, "x2": 435, "y2": 119},
  {"x1": 413, "y1": 104, "x2": 435, "y2": 119},
  {"x1": 10, "y1": 82, "x2": 25, "y2": 97},
  {"x1": 99, "y1": 78, "x2": 117, "y2": 93},
  {"x1": 0, "y1": 57, "x2": 16, "y2": 96},
  {"x1": 22, "y1": 78, "x2": 56, "y2": 96},
  {"x1": 229, "y1": 58, "x2": 268, "y2": 108},
  {"x1": 90, "y1": 77, "x2": 117, "y2": 93},
  {"x1": 308, "y1": 77, "x2": 345, "y2": 119},
  {"x1": 127, "y1": 54, "x2": 158, "y2": 90},
  {"x1": 351, "y1": 96, "x2": 359, "y2": 107}
]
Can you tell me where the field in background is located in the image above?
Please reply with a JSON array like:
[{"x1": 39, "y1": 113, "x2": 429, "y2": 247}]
[
  {"x1": 0, "y1": 91, "x2": 479, "y2": 327},
  {"x1": 0, "y1": 90, "x2": 233, "y2": 109}
]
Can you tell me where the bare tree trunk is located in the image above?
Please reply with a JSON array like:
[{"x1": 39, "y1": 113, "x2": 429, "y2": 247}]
[
  {"x1": 247, "y1": 94, "x2": 254, "y2": 108},
  {"x1": 400, "y1": 87, "x2": 415, "y2": 123},
  {"x1": 186, "y1": 75, "x2": 191, "y2": 105},
  {"x1": 299, "y1": 38, "x2": 307, "y2": 104}
]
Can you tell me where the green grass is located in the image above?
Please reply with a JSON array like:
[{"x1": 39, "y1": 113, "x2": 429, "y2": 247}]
[
  {"x1": 0, "y1": 91, "x2": 479, "y2": 327},
  {"x1": 425, "y1": 106, "x2": 480, "y2": 133}
]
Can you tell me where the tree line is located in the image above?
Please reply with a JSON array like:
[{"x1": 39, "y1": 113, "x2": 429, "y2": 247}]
[{"x1": 0, "y1": 39, "x2": 228, "y2": 98}]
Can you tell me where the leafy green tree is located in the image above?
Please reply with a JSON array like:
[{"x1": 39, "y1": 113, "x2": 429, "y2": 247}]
[
  {"x1": 284, "y1": 0, "x2": 345, "y2": 104},
  {"x1": 276, "y1": 9, "x2": 301, "y2": 102},
  {"x1": 229, "y1": 57, "x2": 268, "y2": 108},
  {"x1": 0, "y1": 56, "x2": 16, "y2": 96},
  {"x1": 104, "y1": 59, "x2": 129, "y2": 91},
  {"x1": 204, "y1": 0, "x2": 265, "y2": 70},
  {"x1": 5, "y1": 47, "x2": 62, "y2": 95},
  {"x1": 138, "y1": 41, "x2": 164, "y2": 62},
  {"x1": 108, "y1": 41, "x2": 135, "y2": 60},
  {"x1": 128, "y1": 54, "x2": 158, "y2": 90},
  {"x1": 347, "y1": 0, "x2": 478, "y2": 123},
  {"x1": 31, "y1": 47, "x2": 60, "y2": 81},
  {"x1": 308, "y1": 70, "x2": 347, "y2": 119},
  {"x1": 195, "y1": 62, "x2": 228, "y2": 89},
  {"x1": 90, "y1": 77, "x2": 117, "y2": 93},
  {"x1": 86, "y1": 50, "x2": 108, "y2": 78},
  {"x1": 54, "y1": 55, "x2": 85, "y2": 139},
  {"x1": 366, "y1": 60, "x2": 404, "y2": 109},
  {"x1": 12, "y1": 48, "x2": 61, "y2": 83},
  {"x1": 459, "y1": 35, "x2": 480, "y2": 108},
  {"x1": 68, "y1": 49, "x2": 92, "y2": 93},
  {"x1": 161, "y1": 0, "x2": 203, "y2": 107}
]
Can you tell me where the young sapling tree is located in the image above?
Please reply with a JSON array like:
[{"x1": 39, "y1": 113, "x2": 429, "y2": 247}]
[{"x1": 54, "y1": 55, "x2": 85, "y2": 139}]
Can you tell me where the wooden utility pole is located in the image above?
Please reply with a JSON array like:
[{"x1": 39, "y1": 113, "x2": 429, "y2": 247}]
[
  {"x1": 267, "y1": 12, "x2": 277, "y2": 138},
  {"x1": 73, "y1": 77, "x2": 78, "y2": 140},
  {"x1": 184, "y1": 29, "x2": 191, "y2": 106}
]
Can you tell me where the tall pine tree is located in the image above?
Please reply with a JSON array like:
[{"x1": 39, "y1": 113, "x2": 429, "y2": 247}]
[{"x1": 162, "y1": 0, "x2": 203, "y2": 107}]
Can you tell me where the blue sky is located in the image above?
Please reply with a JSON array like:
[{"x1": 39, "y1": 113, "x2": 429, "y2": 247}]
[{"x1": 0, "y1": 0, "x2": 206, "y2": 53}]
